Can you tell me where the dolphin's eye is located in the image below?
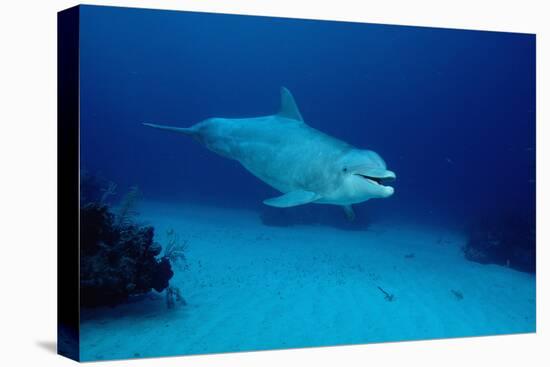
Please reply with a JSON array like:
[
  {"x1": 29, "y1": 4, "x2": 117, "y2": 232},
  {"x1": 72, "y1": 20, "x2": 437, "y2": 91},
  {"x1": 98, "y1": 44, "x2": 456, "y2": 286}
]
[{"x1": 342, "y1": 167, "x2": 348, "y2": 173}]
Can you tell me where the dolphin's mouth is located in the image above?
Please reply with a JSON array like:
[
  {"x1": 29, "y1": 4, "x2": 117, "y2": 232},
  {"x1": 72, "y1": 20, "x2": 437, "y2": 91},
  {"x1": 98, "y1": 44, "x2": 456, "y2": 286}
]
[{"x1": 354, "y1": 173, "x2": 395, "y2": 186}]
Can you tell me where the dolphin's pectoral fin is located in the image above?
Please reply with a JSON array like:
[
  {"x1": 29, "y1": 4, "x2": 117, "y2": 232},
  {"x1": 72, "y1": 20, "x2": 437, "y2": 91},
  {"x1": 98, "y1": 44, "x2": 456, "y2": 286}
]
[
  {"x1": 263, "y1": 190, "x2": 319, "y2": 208},
  {"x1": 276, "y1": 87, "x2": 304, "y2": 122},
  {"x1": 343, "y1": 205, "x2": 356, "y2": 221}
]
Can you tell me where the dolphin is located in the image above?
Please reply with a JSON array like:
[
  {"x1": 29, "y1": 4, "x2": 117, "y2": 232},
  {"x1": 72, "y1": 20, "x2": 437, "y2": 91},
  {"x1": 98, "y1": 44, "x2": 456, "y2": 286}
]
[{"x1": 143, "y1": 87, "x2": 395, "y2": 219}]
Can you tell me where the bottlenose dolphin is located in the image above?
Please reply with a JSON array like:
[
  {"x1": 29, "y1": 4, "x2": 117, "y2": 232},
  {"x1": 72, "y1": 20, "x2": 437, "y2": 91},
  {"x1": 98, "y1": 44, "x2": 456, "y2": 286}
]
[{"x1": 144, "y1": 88, "x2": 395, "y2": 219}]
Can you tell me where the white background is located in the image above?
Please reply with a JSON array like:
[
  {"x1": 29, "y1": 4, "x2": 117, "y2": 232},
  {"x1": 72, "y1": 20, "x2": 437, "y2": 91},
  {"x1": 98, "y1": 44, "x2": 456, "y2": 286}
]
[{"x1": 0, "y1": 1, "x2": 547, "y2": 366}]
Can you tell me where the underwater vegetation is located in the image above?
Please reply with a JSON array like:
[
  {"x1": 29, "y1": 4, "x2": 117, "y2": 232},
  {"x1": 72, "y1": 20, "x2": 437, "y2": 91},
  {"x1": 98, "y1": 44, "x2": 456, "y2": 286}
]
[
  {"x1": 80, "y1": 169, "x2": 117, "y2": 206},
  {"x1": 463, "y1": 210, "x2": 535, "y2": 273},
  {"x1": 79, "y1": 174, "x2": 184, "y2": 308},
  {"x1": 163, "y1": 228, "x2": 189, "y2": 267},
  {"x1": 163, "y1": 228, "x2": 189, "y2": 308},
  {"x1": 80, "y1": 202, "x2": 173, "y2": 307},
  {"x1": 116, "y1": 185, "x2": 141, "y2": 226},
  {"x1": 166, "y1": 285, "x2": 186, "y2": 309}
]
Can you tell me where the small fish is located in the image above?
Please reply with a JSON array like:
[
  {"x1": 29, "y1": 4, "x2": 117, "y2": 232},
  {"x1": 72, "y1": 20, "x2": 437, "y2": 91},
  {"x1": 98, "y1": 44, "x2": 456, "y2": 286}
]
[
  {"x1": 451, "y1": 289, "x2": 464, "y2": 300},
  {"x1": 377, "y1": 286, "x2": 395, "y2": 302}
]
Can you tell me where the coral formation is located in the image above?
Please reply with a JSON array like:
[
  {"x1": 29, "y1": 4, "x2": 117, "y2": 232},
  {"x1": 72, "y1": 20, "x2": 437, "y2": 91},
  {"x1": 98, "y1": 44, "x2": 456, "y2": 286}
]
[
  {"x1": 100, "y1": 181, "x2": 117, "y2": 204},
  {"x1": 79, "y1": 177, "x2": 182, "y2": 308},
  {"x1": 80, "y1": 202, "x2": 174, "y2": 307},
  {"x1": 463, "y1": 211, "x2": 535, "y2": 273},
  {"x1": 80, "y1": 169, "x2": 110, "y2": 205},
  {"x1": 166, "y1": 286, "x2": 186, "y2": 309}
]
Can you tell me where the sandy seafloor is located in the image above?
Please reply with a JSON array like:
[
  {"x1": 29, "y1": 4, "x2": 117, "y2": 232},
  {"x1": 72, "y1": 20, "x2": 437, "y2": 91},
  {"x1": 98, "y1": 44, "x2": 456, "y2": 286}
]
[{"x1": 79, "y1": 201, "x2": 536, "y2": 361}]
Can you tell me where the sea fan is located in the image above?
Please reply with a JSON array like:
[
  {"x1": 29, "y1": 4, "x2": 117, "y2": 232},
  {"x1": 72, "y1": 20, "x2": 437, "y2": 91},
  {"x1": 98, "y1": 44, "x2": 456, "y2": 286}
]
[
  {"x1": 116, "y1": 185, "x2": 141, "y2": 226},
  {"x1": 100, "y1": 181, "x2": 117, "y2": 204},
  {"x1": 163, "y1": 228, "x2": 188, "y2": 270}
]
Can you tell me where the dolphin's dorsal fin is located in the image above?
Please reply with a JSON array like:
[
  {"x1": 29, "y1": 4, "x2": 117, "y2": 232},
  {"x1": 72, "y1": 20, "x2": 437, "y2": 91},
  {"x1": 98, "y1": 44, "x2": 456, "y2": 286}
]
[
  {"x1": 277, "y1": 87, "x2": 303, "y2": 122},
  {"x1": 263, "y1": 190, "x2": 319, "y2": 207}
]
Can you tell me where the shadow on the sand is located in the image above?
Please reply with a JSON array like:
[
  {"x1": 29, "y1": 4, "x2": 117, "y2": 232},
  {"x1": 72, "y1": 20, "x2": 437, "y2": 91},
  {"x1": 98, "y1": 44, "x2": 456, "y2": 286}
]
[{"x1": 258, "y1": 204, "x2": 373, "y2": 231}]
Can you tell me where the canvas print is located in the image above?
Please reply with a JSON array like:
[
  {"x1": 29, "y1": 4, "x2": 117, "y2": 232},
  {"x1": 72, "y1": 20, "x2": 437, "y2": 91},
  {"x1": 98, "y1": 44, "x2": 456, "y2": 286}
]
[{"x1": 58, "y1": 5, "x2": 536, "y2": 361}]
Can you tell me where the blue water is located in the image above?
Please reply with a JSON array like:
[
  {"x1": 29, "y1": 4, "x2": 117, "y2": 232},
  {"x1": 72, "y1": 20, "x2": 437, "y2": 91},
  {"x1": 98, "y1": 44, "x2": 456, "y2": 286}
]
[{"x1": 77, "y1": 5, "x2": 536, "y2": 361}]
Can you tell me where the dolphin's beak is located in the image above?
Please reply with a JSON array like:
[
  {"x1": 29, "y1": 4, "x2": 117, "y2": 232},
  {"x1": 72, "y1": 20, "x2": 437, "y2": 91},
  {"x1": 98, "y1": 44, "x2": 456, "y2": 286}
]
[
  {"x1": 382, "y1": 185, "x2": 395, "y2": 197},
  {"x1": 383, "y1": 170, "x2": 396, "y2": 182},
  {"x1": 351, "y1": 167, "x2": 396, "y2": 198},
  {"x1": 376, "y1": 170, "x2": 395, "y2": 197},
  {"x1": 352, "y1": 167, "x2": 396, "y2": 184},
  {"x1": 382, "y1": 170, "x2": 396, "y2": 194}
]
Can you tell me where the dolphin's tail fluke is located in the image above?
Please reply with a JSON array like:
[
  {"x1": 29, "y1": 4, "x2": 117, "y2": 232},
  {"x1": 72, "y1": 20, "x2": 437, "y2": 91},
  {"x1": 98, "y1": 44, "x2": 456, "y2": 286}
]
[{"x1": 142, "y1": 123, "x2": 197, "y2": 136}]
